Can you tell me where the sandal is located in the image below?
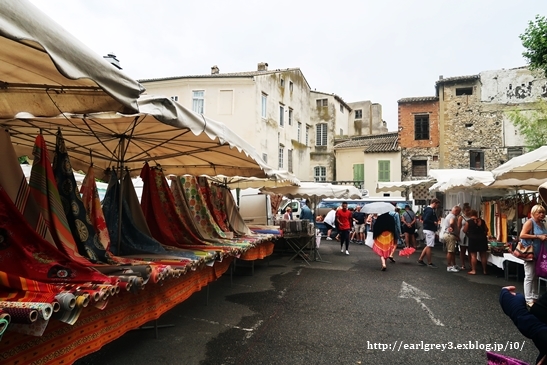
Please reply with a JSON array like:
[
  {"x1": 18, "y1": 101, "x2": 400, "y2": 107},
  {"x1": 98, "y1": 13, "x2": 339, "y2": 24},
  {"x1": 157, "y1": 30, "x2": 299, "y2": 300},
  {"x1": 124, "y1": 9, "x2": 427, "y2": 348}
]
[
  {"x1": 381, "y1": 266, "x2": 386, "y2": 271},
  {"x1": 388, "y1": 257, "x2": 396, "y2": 263}
]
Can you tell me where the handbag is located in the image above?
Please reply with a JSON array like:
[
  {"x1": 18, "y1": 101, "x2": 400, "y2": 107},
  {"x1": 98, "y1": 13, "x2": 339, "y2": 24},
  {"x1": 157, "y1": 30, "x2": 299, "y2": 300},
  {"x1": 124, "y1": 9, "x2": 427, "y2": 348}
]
[
  {"x1": 512, "y1": 241, "x2": 535, "y2": 261},
  {"x1": 536, "y1": 242, "x2": 547, "y2": 277}
]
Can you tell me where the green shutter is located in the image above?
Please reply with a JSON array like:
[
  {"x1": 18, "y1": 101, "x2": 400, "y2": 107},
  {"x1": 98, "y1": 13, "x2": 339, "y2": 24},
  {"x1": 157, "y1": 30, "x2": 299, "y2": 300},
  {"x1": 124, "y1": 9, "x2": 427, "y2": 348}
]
[
  {"x1": 378, "y1": 160, "x2": 390, "y2": 182},
  {"x1": 353, "y1": 164, "x2": 364, "y2": 182}
]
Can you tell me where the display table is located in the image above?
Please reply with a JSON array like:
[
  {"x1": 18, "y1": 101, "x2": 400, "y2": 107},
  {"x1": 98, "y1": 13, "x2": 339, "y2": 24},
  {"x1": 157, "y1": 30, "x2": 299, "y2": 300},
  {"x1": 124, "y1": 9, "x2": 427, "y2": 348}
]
[
  {"x1": 282, "y1": 233, "x2": 314, "y2": 265},
  {"x1": 0, "y1": 258, "x2": 233, "y2": 365},
  {"x1": 476, "y1": 252, "x2": 524, "y2": 280}
]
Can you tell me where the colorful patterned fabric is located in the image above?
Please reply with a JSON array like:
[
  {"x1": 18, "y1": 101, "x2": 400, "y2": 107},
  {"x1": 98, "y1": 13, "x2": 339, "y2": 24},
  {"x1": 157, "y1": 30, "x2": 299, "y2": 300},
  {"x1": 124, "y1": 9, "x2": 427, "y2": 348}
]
[
  {"x1": 52, "y1": 130, "x2": 111, "y2": 264},
  {"x1": 29, "y1": 134, "x2": 91, "y2": 266},
  {"x1": 223, "y1": 186, "x2": 252, "y2": 236},
  {"x1": 0, "y1": 185, "x2": 111, "y2": 286},
  {"x1": 140, "y1": 163, "x2": 200, "y2": 246},
  {"x1": 180, "y1": 175, "x2": 227, "y2": 239},
  {"x1": 197, "y1": 177, "x2": 230, "y2": 232},
  {"x1": 102, "y1": 169, "x2": 168, "y2": 256},
  {"x1": 0, "y1": 130, "x2": 54, "y2": 245},
  {"x1": 0, "y1": 258, "x2": 233, "y2": 364},
  {"x1": 80, "y1": 166, "x2": 110, "y2": 251},
  {"x1": 373, "y1": 231, "x2": 396, "y2": 259}
]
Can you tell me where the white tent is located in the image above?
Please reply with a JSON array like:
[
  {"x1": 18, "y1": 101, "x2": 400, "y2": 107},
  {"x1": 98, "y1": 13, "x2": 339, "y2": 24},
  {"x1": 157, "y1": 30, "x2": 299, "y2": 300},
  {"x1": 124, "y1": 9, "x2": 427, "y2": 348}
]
[
  {"x1": 0, "y1": 0, "x2": 143, "y2": 117},
  {"x1": 4, "y1": 95, "x2": 273, "y2": 178},
  {"x1": 489, "y1": 146, "x2": 547, "y2": 190},
  {"x1": 260, "y1": 182, "x2": 362, "y2": 201}
]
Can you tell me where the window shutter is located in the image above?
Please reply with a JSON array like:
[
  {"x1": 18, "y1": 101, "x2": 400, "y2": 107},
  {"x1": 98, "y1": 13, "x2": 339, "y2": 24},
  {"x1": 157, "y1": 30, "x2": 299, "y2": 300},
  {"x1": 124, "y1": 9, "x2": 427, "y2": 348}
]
[{"x1": 353, "y1": 164, "x2": 364, "y2": 182}]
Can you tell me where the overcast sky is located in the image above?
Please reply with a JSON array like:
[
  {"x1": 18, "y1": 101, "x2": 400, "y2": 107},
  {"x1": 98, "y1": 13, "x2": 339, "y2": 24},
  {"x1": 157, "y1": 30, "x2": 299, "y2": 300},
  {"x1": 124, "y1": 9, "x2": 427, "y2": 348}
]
[{"x1": 29, "y1": 0, "x2": 545, "y2": 131}]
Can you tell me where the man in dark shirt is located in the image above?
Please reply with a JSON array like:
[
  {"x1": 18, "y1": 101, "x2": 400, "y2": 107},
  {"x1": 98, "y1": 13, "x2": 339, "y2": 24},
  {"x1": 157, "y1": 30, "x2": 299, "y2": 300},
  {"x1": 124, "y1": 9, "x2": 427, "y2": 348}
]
[
  {"x1": 352, "y1": 205, "x2": 366, "y2": 244},
  {"x1": 417, "y1": 198, "x2": 441, "y2": 268}
]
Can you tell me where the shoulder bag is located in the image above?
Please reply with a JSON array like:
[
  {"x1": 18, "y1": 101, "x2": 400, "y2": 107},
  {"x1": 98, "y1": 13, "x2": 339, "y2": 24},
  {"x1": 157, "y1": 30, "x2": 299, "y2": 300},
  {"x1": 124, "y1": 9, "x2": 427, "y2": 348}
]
[{"x1": 512, "y1": 224, "x2": 534, "y2": 261}]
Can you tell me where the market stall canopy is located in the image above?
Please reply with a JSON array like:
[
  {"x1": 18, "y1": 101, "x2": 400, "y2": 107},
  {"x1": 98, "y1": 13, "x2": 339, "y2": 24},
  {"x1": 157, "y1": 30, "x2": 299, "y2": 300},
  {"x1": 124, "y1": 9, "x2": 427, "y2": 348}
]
[
  {"x1": 260, "y1": 182, "x2": 362, "y2": 201},
  {"x1": 429, "y1": 170, "x2": 495, "y2": 193},
  {"x1": 0, "y1": 0, "x2": 144, "y2": 118},
  {"x1": 376, "y1": 179, "x2": 433, "y2": 193},
  {"x1": 203, "y1": 170, "x2": 300, "y2": 189},
  {"x1": 4, "y1": 95, "x2": 272, "y2": 178},
  {"x1": 489, "y1": 146, "x2": 547, "y2": 190}
]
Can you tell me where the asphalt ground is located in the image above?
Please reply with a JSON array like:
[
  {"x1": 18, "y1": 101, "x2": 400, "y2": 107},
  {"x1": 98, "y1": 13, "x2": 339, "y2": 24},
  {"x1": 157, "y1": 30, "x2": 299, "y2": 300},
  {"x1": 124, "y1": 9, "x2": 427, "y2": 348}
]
[{"x1": 75, "y1": 239, "x2": 540, "y2": 365}]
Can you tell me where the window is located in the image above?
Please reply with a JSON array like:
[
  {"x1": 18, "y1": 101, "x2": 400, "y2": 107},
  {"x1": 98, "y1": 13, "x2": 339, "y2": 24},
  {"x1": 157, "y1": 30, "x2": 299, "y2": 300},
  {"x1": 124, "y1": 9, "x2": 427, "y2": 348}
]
[
  {"x1": 192, "y1": 90, "x2": 204, "y2": 114},
  {"x1": 355, "y1": 109, "x2": 362, "y2": 119},
  {"x1": 261, "y1": 93, "x2": 267, "y2": 118},
  {"x1": 297, "y1": 122, "x2": 301, "y2": 142},
  {"x1": 378, "y1": 160, "x2": 390, "y2": 182},
  {"x1": 316, "y1": 98, "x2": 328, "y2": 108},
  {"x1": 340, "y1": 128, "x2": 344, "y2": 136},
  {"x1": 288, "y1": 149, "x2": 293, "y2": 172},
  {"x1": 262, "y1": 153, "x2": 267, "y2": 164},
  {"x1": 280, "y1": 78, "x2": 285, "y2": 87},
  {"x1": 279, "y1": 105, "x2": 284, "y2": 127},
  {"x1": 470, "y1": 150, "x2": 484, "y2": 170},
  {"x1": 314, "y1": 166, "x2": 327, "y2": 182},
  {"x1": 353, "y1": 164, "x2": 364, "y2": 182},
  {"x1": 305, "y1": 126, "x2": 309, "y2": 146},
  {"x1": 340, "y1": 104, "x2": 344, "y2": 113},
  {"x1": 456, "y1": 87, "x2": 473, "y2": 96},
  {"x1": 414, "y1": 115, "x2": 430, "y2": 140},
  {"x1": 171, "y1": 95, "x2": 178, "y2": 102},
  {"x1": 316, "y1": 123, "x2": 327, "y2": 146},
  {"x1": 278, "y1": 146, "x2": 284, "y2": 169},
  {"x1": 289, "y1": 81, "x2": 293, "y2": 92},
  {"x1": 218, "y1": 90, "x2": 233, "y2": 115},
  {"x1": 507, "y1": 147, "x2": 523, "y2": 160},
  {"x1": 412, "y1": 160, "x2": 427, "y2": 177},
  {"x1": 288, "y1": 108, "x2": 293, "y2": 126}
]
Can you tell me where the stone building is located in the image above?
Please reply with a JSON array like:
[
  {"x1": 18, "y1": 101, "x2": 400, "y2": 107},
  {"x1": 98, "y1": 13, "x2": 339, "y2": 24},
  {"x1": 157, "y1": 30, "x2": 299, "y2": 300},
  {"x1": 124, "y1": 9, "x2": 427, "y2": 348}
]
[
  {"x1": 397, "y1": 96, "x2": 440, "y2": 180},
  {"x1": 436, "y1": 67, "x2": 547, "y2": 170}
]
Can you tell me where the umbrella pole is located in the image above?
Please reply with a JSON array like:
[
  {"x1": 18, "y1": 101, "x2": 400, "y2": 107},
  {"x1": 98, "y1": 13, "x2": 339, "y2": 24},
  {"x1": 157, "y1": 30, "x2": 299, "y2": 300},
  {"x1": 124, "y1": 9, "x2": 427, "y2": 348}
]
[{"x1": 116, "y1": 137, "x2": 126, "y2": 255}]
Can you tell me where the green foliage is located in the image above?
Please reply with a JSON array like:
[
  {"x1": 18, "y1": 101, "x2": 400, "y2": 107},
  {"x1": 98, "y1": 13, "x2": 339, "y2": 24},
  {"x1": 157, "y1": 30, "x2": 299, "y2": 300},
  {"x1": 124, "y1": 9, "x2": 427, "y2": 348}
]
[
  {"x1": 508, "y1": 98, "x2": 547, "y2": 150},
  {"x1": 520, "y1": 15, "x2": 547, "y2": 75}
]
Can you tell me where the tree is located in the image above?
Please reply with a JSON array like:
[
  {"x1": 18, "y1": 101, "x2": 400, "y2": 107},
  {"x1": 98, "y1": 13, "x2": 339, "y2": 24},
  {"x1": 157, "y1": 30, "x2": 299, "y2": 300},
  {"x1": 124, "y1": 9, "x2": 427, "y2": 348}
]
[
  {"x1": 520, "y1": 15, "x2": 547, "y2": 75},
  {"x1": 508, "y1": 98, "x2": 547, "y2": 150}
]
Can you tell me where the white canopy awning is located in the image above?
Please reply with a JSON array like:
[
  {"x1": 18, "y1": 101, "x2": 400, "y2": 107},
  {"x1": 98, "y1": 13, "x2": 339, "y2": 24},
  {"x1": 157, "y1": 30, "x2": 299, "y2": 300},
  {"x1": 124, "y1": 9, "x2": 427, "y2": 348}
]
[
  {"x1": 4, "y1": 95, "x2": 272, "y2": 178},
  {"x1": 260, "y1": 182, "x2": 362, "y2": 203},
  {"x1": 489, "y1": 146, "x2": 547, "y2": 190},
  {"x1": 0, "y1": 0, "x2": 144, "y2": 118},
  {"x1": 376, "y1": 179, "x2": 433, "y2": 193},
  {"x1": 203, "y1": 170, "x2": 300, "y2": 189}
]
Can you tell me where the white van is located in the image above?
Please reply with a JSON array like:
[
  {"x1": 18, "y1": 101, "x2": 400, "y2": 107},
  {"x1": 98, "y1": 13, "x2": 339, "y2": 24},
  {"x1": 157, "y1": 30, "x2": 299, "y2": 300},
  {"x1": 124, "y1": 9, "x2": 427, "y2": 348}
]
[
  {"x1": 239, "y1": 194, "x2": 273, "y2": 225},
  {"x1": 277, "y1": 199, "x2": 304, "y2": 220}
]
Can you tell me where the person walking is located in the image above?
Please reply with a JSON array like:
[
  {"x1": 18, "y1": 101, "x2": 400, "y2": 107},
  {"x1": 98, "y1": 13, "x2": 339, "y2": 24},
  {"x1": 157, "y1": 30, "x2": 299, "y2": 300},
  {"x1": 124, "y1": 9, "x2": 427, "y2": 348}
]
[
  {"x1": 417, "y1": 198, "x2": 441, "y2": 269},
  {"x1": 373, "y1": 212, "x2": 397, "y2": 271},
  {"x1": 457, "y1": 202, "x2": 472, "y2": 270},
  {"x1": 402, "y1": 205, "x2": 417, "y2": 249},
  {"x1": 441, "y1": 206, "x2": 461, "y2": 272},
  {"x1": 336, "y1": 202, "x2": 353, "y2": 255},
  {"x1": 352, "y1": 205, "x2": 366, "y2": 244},
  {"x1": 518, "y1": 204, "x2": 547, "y2": 307},
  {"x1": 462, "y1": 209, "x2": 488, "y2": 275}
]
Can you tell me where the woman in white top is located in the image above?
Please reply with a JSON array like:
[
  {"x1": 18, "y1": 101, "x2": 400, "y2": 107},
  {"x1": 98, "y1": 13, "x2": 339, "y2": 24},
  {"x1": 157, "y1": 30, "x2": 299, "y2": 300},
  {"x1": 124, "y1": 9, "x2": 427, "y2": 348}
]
[{"x1": 457, "y1": 203, "x2": 472, "y2": 270}]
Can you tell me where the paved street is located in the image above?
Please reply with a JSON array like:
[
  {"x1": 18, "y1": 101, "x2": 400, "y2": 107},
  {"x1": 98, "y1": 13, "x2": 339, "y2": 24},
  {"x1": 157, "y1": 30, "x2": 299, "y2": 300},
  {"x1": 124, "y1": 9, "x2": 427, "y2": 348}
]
[{"x1": 75, "y1": 240, "x2": 538, "y2": 365}]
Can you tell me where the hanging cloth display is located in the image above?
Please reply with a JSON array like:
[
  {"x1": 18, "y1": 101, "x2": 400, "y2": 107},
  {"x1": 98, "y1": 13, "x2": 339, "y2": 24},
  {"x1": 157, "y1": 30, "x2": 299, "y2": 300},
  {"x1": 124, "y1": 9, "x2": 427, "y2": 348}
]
[{"x1": 29, "y1": 134, "x2": 91, "y2": 266}]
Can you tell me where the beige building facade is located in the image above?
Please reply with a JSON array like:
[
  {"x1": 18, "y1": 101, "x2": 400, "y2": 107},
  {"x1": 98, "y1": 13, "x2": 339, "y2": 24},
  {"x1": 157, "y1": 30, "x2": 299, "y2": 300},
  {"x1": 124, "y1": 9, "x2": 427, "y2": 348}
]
[{"x1": 140, "y1": 63, "x2": 386, "y2": 182}]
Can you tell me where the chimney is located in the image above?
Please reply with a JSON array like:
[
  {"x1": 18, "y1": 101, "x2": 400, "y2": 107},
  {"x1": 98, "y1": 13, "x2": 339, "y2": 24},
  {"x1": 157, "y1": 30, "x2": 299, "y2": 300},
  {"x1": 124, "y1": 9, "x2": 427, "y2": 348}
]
[
  {"x1": 439, "y1": 75, "x2": 444, "y2": 80},
  {"x1": 257, "y1": 62, "x2": 268, "y2": 71},
  {"x1": 103, "y1": 52, "x2": 122, "y2": 70},
  {"x1": 211, "y1": 65, "x2": 219, "y2": 75}
]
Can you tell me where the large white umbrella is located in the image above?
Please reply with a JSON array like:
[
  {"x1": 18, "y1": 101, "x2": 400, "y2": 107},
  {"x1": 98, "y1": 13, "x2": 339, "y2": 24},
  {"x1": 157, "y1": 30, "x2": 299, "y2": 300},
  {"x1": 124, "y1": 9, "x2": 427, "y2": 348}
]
[
  {"x1": 203, "y1": 170, "x2": 301, "y2": 189},
  {"x1": 489, "y1": 146, "x2": 547, "y2": 190},
  {"x1": 4, "y1": 95, "x2": 272, "y2": 178},
  {"x1": 429, "y1": 170, "x2": 495, "y2": 193},
  {"x1": 361, "y1": 202, "x2": 395, "y2": 215},
  {"x1": 0, "y1": 0, "x2": 143, "y2": 117}
]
